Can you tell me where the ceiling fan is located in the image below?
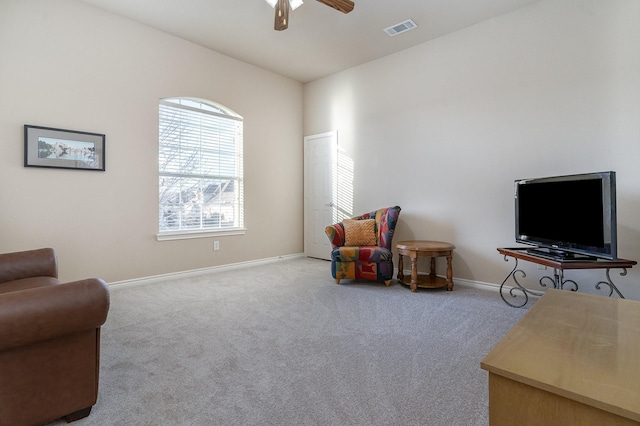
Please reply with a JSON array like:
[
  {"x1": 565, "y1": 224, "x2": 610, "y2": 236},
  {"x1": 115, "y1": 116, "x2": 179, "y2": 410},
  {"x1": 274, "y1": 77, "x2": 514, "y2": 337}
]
[{"x1": 265, "y1": 0, "x2": 355, "y2": 31}]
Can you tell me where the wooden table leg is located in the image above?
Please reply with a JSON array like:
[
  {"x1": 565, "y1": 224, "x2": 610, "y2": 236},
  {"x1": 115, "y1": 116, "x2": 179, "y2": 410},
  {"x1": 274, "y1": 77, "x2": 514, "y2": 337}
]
[
  {"x1": 398, "y1": 253, "x2": 404, "y2": 282},
  {"x1": 410, "y1": 254, "x2": 418, "y2": 292},
  {"x1": 446, "y1": 253, "x2": 454, "y2": 291},
  {"x1": 430, "y1": 257, "x2": 436, "y2": 279}
]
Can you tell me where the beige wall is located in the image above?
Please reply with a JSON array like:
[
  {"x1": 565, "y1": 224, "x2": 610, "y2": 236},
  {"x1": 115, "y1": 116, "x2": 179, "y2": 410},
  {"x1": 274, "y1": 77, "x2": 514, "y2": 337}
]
[
  {"x1": 0, "y1": 0, "x2": 304, "y2": 282},
  {"x1": 304, "y1": 0, "x2": 640, "y2": 299},
  {"x1": 2, "y1": 0, "x2": 639, "y2": 299}
]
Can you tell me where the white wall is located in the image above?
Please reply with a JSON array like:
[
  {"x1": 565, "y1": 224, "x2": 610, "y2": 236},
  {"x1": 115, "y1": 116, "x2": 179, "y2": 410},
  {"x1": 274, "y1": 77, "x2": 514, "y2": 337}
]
[
  {"x1": 0, "y1": 0, "x2": 304, "y2": 282},
  {"x1": 304, "y1": 0, "x2": 640, "y2": 299}
]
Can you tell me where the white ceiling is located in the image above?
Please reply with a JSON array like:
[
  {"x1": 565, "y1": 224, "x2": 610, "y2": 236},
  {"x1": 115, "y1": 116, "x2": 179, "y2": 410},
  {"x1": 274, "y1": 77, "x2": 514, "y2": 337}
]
[{"x1": 79, "y1": 0, "x2": 540, "y2": 83}]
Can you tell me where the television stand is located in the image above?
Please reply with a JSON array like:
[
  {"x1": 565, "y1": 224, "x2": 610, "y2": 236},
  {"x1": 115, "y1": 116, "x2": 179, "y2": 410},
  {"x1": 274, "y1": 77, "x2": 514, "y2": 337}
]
[{"x1": 497, "y1": 247, "x2": 637, "y2": 308}]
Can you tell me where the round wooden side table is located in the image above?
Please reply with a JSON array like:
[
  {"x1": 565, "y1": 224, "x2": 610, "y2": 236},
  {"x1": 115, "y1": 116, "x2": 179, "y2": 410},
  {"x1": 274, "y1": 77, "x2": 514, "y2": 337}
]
[{"x1": 396, "y1": 241, "x2": 455, "y2": 292}]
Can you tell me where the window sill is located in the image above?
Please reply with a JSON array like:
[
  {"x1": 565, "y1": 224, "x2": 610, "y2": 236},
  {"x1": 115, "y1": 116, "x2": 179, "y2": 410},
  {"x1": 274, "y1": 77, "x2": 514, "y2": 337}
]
[{"x1": 156, "y1": 228, "x2": 247, "y2": 241}]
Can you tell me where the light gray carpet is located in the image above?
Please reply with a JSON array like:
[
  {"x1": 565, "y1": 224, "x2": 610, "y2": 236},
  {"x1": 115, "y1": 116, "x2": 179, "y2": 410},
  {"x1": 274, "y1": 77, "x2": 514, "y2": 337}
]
[{"x1": 50, "y1": 257, "x2": 530, "y2": 426}]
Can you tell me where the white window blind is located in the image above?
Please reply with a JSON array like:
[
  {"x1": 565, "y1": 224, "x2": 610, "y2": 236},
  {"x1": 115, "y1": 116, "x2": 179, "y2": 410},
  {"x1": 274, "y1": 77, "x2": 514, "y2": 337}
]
[{"x1": 158, "y1": 98, "x2": 243, "y2": 236}]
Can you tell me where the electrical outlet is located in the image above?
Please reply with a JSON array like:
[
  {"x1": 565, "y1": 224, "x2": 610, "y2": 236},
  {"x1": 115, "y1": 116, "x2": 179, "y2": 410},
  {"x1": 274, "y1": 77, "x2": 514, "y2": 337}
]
[{"x1": 213, "y1": 241, "x2": 220, "y2": 251}]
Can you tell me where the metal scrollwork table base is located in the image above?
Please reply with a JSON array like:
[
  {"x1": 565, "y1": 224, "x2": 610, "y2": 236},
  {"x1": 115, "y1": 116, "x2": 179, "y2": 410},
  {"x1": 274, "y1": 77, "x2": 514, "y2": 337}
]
[{"x1": 497, "y1": 247, "x2": 637, "y2": 308}]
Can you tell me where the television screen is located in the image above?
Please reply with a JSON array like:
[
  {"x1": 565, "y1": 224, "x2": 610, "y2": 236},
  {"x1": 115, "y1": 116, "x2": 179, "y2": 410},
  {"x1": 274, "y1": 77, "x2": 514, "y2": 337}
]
[{"x1": 515, "y1": 171, "x2": 617, "y2": 260}]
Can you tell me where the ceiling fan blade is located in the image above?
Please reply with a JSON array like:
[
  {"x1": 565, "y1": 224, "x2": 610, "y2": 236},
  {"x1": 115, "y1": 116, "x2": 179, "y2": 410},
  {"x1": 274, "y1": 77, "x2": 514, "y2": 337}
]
[
  {"x1": 274, "y1": 0, "x2": 290, "y2": 31},
  {"x1": 316, "y1": 0, "x2": 354, "y2": 14}
]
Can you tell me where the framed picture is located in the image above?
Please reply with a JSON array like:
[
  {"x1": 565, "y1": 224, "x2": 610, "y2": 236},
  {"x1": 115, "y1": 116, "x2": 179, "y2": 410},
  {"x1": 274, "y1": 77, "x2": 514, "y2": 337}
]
[{"x1": 24, "y1": 125, "x2": 105, "y2": 171}]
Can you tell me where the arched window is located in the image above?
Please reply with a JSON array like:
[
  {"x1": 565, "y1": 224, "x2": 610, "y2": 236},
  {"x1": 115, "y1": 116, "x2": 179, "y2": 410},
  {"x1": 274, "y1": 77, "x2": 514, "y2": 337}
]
[{"x1": 158, "y1": 97, "x2": 244, "y2": 239}]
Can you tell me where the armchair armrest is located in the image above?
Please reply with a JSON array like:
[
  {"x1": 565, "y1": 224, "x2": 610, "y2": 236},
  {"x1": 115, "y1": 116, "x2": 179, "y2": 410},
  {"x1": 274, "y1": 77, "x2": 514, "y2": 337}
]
[
  {"x1": 0, "y1": 248, "x2": 58, "y2": 284},
  {"x1": 325, "y1": 223, "x2": 346, "y2": 248},
  {"x1": 0, "y1": 278, "x2": 110, "y2": 351}
]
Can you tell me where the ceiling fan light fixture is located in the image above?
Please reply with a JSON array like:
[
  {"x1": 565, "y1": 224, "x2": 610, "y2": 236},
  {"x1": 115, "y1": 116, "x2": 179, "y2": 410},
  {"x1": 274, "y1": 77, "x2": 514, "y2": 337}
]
[
  {"x1": 266, "y1": 0, "x2": 352, "y2": 31},
  {"x1": 274, "y1": 0, "x2": 290, "y2": 31}
]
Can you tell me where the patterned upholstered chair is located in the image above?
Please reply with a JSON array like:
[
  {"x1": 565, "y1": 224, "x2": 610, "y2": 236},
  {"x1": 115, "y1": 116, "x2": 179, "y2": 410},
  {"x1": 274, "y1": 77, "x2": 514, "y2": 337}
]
[{"x1": 325, "y1": 206, "x2": 401, "y2": 286}]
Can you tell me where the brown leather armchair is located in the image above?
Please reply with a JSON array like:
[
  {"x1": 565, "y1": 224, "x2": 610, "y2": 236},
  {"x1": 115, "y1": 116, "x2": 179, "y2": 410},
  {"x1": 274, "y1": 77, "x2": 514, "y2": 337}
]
[{"x1": 0, "y1": 248, "x2": 110, "y2": 425}]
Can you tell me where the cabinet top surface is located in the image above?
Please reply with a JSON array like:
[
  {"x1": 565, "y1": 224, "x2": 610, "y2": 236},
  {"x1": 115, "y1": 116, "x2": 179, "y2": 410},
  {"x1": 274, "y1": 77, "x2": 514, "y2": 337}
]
[{"x1": 481, "y1": 289, "x2": 640, "y2": 421}]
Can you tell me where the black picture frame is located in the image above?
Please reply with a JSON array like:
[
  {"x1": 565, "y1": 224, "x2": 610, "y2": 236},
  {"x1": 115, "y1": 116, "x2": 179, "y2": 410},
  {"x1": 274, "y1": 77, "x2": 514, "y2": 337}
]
[{"x1": 24, "y1": 125, "x2": 105, "y2": 171}]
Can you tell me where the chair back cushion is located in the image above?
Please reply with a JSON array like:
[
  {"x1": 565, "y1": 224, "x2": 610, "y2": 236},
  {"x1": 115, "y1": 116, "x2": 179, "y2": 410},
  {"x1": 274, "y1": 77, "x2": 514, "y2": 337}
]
[
  {"x1": 325, "y1": 206, "x2": 401, "y2": 249},
  {"x1": 353, "y1": 206, "x2": 401, "y2": 249}
]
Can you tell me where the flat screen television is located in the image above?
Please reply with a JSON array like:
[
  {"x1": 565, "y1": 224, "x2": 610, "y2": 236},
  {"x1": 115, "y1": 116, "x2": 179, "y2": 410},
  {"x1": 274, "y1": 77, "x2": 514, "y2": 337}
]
[{"x1": 514, "y1": 171, "x2": 617, "y2": 260}]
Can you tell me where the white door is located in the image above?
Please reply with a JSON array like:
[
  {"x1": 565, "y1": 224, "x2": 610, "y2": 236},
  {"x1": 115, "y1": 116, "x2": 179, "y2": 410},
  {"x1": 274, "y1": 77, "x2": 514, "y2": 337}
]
[{"x1": 304, "y1": 131, "x2": 337, "y2": 260}]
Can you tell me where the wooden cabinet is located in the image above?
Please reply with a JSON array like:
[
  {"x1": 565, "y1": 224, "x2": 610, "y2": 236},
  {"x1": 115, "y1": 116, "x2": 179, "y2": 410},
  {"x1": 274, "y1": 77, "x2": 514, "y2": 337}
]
[{"x1": 481, "y1": 289, "x2": 640, "y2": 425}]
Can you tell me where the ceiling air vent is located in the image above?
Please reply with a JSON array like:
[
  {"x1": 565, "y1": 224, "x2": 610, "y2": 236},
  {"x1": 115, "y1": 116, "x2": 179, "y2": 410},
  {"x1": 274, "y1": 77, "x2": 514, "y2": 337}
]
[{"x1": 383, "y1": 19, "x2": 418, "y2": 37}]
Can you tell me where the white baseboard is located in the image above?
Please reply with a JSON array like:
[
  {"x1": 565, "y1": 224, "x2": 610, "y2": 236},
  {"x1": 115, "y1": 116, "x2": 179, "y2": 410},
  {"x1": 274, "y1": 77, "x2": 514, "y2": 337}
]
[
  {"x1": 394, "y1": 268, "x2": 501, "y2": 291},
  {"x1": 453, "y1": 277, "x2": 502, "y2": 292},
  {"x1": 451, "y1": 276, "x2": 543, "y2": 303},
  {"x1": 393, "y1": 269, "x2": 543, "y2": 301},
  {"x1": 110, "y1": 256, "x2": 541, "y2": 305},
  {"x1": 108, "y1": 253, "x2": 305, "y2": 289}
]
